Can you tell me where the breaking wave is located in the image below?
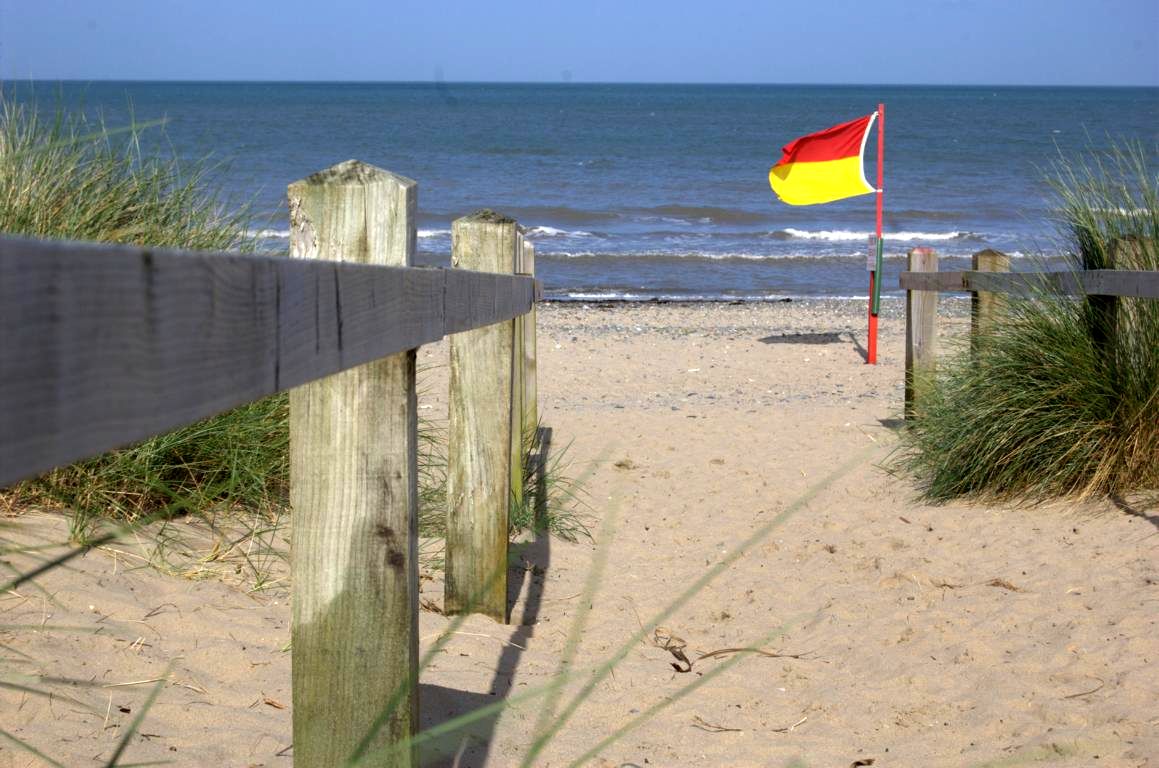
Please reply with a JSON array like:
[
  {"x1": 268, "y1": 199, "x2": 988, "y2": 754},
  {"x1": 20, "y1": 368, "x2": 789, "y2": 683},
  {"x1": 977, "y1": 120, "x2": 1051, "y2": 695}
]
[{"x1": 773, "y1": 228, "x2": 981, "y2": 242}]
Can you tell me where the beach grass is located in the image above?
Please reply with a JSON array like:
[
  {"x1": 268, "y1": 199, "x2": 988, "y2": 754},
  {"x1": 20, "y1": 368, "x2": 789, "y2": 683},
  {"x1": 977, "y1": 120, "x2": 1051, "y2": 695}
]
[
  {"x1": 896, "y1": 142, "x2": 1159, "y2": 501},
  {"x1": 508, "y1": 422, "x2": 592, "y2": 542},
  {"x1": 0, "y1": 95, "x2": 573, "y2": 763},
  {"x1": 0, "y1": 96, "x2": 297, "y2": 540},
  {"x1": 1, "y1": 441, "x2": 877, "y2": 766},
  {"x1": 347, "y1": 443, "x2": 877, "y2": 766},
  {"x1": 0, "y1": 98, "x2": 253, "y2": 251},
  {"x1": 0, "y1": 98, "x2": 583, "y2": 555}
]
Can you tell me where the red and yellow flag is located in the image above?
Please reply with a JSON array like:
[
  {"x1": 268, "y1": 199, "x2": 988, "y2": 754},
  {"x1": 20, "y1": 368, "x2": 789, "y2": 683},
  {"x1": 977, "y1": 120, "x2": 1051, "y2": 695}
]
[{"x1": 768, "y1": 113, "x2": 877, "y2": 206}]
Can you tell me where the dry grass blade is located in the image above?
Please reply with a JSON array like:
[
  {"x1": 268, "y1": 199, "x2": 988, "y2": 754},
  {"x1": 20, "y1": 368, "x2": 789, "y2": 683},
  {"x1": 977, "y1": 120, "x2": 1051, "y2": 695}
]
[
  {"x1": 696, "y1": 647, "x2": 813, "y2": 663},
  {"x1": 0, "y1": 679, "x2": 99, "y2": 713},
  {"x1": 539, "y1": 445, "x2": 878, "y2": 757},
  {"x1": 894, "y1": 141, "x2": 1158, "y2": 502},
  {"x1": 771, "y1": 715, "x2": 808, "y2": 733},
  {"x1": 1062, "y1": 676, "x2": 1105, "y2": 699},
  {"x1": 563, "y1": 618, "x2": 803, "y2": 768},
  {"x1": 101, "y1": 663, "x2": 172, "y2": 767},
  {"x1": 691, "y1": 715, "x2": 742, "y2": 733}
]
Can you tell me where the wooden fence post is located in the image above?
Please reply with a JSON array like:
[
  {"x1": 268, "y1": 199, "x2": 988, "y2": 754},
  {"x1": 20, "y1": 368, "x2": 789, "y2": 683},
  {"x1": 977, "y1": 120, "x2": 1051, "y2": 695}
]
[
  {"x1": 511, "y1": 235, "x2": 526, "y2": 518},
  {"x1": 971, "y1": 249, "x2": 1010, "y2": 347},
  {"x1": 521, "y1": 242, "x2": 538, "y2": 444},
  {"x1": 1088, "y1": 238, "x2": 1132, "y2": 372},
  {"x1": 905, "y1": 247, "x2": 938, "y2": 419},
  {"x1": 446, "y1": 210, "x2": 519, "y2": 622},
  {"x1": 288, "y1": 161, "x2": 419, "y2": 767}
]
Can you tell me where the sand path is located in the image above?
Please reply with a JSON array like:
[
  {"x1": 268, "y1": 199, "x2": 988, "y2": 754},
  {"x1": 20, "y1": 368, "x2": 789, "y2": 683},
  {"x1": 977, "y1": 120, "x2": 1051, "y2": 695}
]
[{"x1": 3, "y1": 300, "x2": 1156, "y2": 767}]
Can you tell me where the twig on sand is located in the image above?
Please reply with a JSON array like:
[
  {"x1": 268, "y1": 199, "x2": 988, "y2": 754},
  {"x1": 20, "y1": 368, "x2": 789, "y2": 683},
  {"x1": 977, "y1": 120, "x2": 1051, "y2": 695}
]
[
  {"x1": 651, "y1": 626, "x2": 813, "y2": 673},
  {"x1": 1062, "y1": 676, "x2": 1105, "y2": 699},
  {"x1": 771, "y1": 715, "x2": 808, "y2": 733},
  {"x1": 985, "y1": 578, "x2": 1024, "y2": 592},
  {"x1": 691, "y1": 715, "x2": 742, "y2": 733},
  {"x1": 652, "y1": 627, "x2": 692, "y2": 672},
  {"x1": 102, "y1": 676, "x2": 168, "y2": 688},
  {"x1": 697, "y1": 647, "x2": 813, "y2": 662}
]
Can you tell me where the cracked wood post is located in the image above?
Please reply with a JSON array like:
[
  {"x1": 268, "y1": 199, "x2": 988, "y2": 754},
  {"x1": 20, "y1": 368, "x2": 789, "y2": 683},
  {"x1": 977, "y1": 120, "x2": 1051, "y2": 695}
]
[
  {"x1": 521, "y1": 241, "x2": 538, "y2": 450},
  {"x1": 971, "y1": 249, "x2": 1010, "y2": 351},
  {"x1": 905, "y1": 246, "x2": 938, "y2": 420},
  {"x1": 511, "y1": 234, "x2": 526, "y2": 518},
  {"x1": 446, "y1": 210, "x2": 518, "y2": 622},
  {"x1": 288, "y1": 160, "x2": 419, "y2": 767}
]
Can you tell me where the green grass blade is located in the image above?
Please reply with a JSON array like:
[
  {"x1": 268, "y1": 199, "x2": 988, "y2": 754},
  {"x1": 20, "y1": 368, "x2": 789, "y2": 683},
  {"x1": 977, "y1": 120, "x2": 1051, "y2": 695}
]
[
  {"x1": 541, "y1": 444, "x2": 877, "y2": 745},
  {"x1": 101, "y1": 663, "x2": 172, "y2": 768},
  {"x1": 521, "y1": 496, "x2": 620, "y2": 767},
  {"x1": 565, "y1": 617, "x2": 801, "y2": 768},
  {"x1": 0, "y1": 727, "x2": 69, "y2": 768}
]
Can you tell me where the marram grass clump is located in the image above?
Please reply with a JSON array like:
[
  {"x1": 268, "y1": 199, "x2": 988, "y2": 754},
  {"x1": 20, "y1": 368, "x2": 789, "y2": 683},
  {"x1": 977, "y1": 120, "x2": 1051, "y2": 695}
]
[
  {"x1": 0, "y1": 99, "x2": 252, "y2": 249},
  {"x1": 0, "y1": 98, "x2": 282, "y2": 532},
  {"x1": 0, "y1": 99, "x2": 587, "y2": 546},
  {"x1": 897, "y1": 143, "x2": 1158, "y2": 501}
]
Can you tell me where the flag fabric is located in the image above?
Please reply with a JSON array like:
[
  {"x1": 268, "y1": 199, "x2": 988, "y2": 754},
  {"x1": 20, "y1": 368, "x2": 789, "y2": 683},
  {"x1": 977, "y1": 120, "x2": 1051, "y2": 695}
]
[{"x1": 768, "y1": 113, "x2": 877, "y2": 206}]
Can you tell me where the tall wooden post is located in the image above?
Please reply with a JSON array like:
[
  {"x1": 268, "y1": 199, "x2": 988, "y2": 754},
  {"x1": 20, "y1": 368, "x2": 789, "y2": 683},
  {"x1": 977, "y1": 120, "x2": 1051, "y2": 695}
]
[
  {"x1": 1088, "y1": 238, "x2": 1133, "y2": 374},
  {"x1": 446, "y1": 210, "x2": 518, "y2": 622},
  {"x1": 288, "y1": 161, "x2": 419, "y2": 767},
  {"x1": 971, "y1": 249, "x2": 1010, "y2": 348},
  {"x1": 905, "y1": 247, "x2": 938, "y2": 419},
  {"x1": 521, "y1": 242, "x2": 538, "y2": 444},
  {"x1": 511, "y1": 235, "x2": 526, "y2": 517}
]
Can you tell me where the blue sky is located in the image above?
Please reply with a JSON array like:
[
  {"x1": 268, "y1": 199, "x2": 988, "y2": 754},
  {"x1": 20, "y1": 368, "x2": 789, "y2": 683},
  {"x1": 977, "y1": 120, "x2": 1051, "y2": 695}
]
[{"x1": 1, "y1": 0, "x2": 1156, "y2": 86}]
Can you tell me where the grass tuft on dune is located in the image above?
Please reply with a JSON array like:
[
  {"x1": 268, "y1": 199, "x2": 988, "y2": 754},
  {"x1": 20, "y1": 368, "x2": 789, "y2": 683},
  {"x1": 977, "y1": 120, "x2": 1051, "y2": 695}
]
[
  {"x1": 0, "y1": 98, "x2": 585, "y2": 549},
  {"x1": 897, "y1": 142, "x2": 1159, "y2": 501}
]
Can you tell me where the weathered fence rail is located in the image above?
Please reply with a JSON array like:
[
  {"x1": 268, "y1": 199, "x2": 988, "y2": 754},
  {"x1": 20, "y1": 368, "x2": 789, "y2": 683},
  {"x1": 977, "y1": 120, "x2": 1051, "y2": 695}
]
[
  {"x1": 0, "y1": 160, "x2": 542, "y2": 766},
  {"x1": 0, "y1": 231, "x2": 537, "y2": 487},
  {"x1": 900, "y1": 267, "x2": 1159, "y2": 299},
  {"x1": 899, "y1": 247, "x2": 1158, "y2": 417}
]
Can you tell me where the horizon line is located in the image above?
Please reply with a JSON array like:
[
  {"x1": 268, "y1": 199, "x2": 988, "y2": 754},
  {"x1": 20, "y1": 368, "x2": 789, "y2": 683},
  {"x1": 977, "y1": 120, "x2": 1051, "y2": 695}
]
[{"x1": 2, "y1": 77, "x2": 1157, "y2": 89}]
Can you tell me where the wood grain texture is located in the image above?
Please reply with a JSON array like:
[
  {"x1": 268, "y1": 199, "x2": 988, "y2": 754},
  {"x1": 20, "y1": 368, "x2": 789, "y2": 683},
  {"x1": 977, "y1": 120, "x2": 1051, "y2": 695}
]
[
  {"x1": 511, "y1": 236, "x2": 526, "y2": 516},
  {"x1": 899, "y1": 269, "x2": 1159, "y2": 299},
  {"x1": 971, "y1": 249, "x2": 1011, "y2": 344},
  {"x1": 445, "y1": 212, "x2": 518, "y2": 622},
  {"x1": 287, "y1": 160, "x2": 419, "y2": 767},
  {"x1": 0, "y1": 238, "x2": 534, "y2": 487},
  {"x1": 905, "y1": 247, "x2": 939, "y2": 420},
  {"x1": 520, "y1": 242, "x2": 538, "y2": 441}
]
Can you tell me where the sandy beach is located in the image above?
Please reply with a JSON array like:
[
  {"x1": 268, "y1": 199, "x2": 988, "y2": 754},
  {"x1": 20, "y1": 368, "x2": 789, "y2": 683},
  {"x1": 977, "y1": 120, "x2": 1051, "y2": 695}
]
[{"x1": 3, "y1": 298, "x2": 1157, "y2": 767}]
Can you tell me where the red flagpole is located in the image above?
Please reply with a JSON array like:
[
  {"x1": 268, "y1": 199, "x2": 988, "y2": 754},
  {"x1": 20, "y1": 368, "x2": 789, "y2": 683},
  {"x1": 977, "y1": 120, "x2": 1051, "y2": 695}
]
[{"x1": 867, "y1": 103, "x2": 884, "y2": 364}]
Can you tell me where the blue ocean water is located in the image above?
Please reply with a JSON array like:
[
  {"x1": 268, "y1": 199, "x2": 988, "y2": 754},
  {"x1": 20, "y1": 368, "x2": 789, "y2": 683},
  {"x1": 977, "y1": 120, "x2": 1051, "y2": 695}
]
[{"x1": 8, "y1": 82, "x2": 1159, "y2": 299}]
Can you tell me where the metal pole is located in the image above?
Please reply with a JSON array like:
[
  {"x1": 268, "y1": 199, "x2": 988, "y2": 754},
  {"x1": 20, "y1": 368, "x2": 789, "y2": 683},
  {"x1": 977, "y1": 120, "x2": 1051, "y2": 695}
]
[{"x1": 868, "y1": 103, "x2": 885, "y2": 364}]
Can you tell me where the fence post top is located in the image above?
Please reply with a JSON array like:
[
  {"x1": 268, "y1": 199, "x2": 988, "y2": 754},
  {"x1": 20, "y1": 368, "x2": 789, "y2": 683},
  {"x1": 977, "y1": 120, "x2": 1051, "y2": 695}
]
[
  {"x1": 909, "y1": 246, "x2": 938, "y2": 257},
  {"x1": 455, "y1": 209, "x2": 517, "y2": 226},
  {"x1": 289, "y1": 159, "x2": 416, "y2": 191},
  {"x1": 973, "y1": 248, "x2": 1007, "y2": 259}
]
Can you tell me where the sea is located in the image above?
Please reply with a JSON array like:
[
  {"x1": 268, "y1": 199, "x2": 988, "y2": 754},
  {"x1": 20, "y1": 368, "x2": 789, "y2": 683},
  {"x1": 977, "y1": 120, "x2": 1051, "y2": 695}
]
[{"x1": 8, "y1": 82, "x2": 1159, "y2": 301}]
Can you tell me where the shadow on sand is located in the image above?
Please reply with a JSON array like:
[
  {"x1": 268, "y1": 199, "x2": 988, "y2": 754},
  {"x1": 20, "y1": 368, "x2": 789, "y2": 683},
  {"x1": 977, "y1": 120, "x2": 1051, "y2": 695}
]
[
  {"x1": 1111, "y1": 494, "x2": 1159, "y2": 531},
  {"x1": 758, "y1": 330, "x2": 869, "y2": 362},
  {"x1": 419, "y1": 427, "x2": 554, "y2": 767}
]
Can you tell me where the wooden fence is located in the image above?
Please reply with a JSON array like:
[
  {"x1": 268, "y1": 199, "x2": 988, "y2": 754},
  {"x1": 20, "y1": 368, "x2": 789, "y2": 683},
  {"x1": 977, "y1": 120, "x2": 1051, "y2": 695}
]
[
  {"x1": 899, "y1": 246, "x2": 1159, "y2": 417},
  {"x1": 0, "y1": 160, "x2": 542, "y2": 766}
]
